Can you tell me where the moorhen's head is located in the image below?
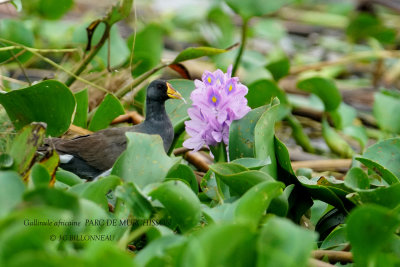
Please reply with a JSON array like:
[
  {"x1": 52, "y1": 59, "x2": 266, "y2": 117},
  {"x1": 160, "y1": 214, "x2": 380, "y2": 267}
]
[{"x1": 147, "y1": 79, "x2": 183, "y2": 103}]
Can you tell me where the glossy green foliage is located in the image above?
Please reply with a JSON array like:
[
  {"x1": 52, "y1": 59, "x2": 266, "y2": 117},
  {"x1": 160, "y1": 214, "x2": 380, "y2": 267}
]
[
  {"x1": 356, "y1": 138, "x2": 400, "y2": 184},
  {"x1": 373, "y1": 90, "x2": 400, "y2": 134},
  {"x1": 88, "y1": 94, "x2": 124, "y2": 131},
  {"x1": 347, "y1": 205, "x2": 400, "y2": 266},
  {"x1": 21, "y1": 0, "x2": 73, "y2": 20},
  {"x1": 111, "y1": 133, "x2": 177, "y2": 188},
  {"x1": 129, "y1": 24, "x2": 164, "y2": 77},
  {"x1": 149, "y1": 180, "x2": 201, "y2": 232},
  {"x1": 0, "y1": 80, "x2": 75, "y2": 136},
  {"x1": 225, "y1": 0, "x2": 294, "y2": 20},
  {"x1": 0, "y1": 19, "x2": 34, "y2": 63},
  {"x1": 297, "y1": 77, "x2": 341, "y2": 112},
  {"x1": 72, "y1": 88, "x2": 88, "y2": 128}
]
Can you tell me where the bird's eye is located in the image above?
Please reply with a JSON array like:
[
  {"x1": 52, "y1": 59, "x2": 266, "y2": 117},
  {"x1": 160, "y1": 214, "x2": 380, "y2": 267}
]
[{"x1": 157, "y1": 84, "x2": 163, "y2": 89}]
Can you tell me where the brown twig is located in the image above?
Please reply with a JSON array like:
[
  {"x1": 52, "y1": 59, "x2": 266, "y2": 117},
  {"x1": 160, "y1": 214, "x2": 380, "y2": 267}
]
[
  {"x1": 69, "y1": 124, "x2": 93, "y2": 135},
  {"x1": 111, "y1": 111, "x2": 144, "y2": 125},
  {"x1": 312, "y1": 250, "x2": 353, "y2": 264},
  {"x1": 291, "y1": 159, "x2": 352, "y2": 171},
  {"x1": 183, "y1": 151, "x2": 211, "y2": 172}
]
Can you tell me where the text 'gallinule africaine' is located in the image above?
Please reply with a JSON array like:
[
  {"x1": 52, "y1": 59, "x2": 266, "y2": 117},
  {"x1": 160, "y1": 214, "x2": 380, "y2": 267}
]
[{"x1": 42, "y1": 80, "x2": 183, "y2": 180}]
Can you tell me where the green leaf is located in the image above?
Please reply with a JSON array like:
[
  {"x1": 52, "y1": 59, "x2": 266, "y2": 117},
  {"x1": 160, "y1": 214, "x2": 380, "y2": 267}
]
[
  {"x1": 115, "y1": 182, "x2": 153, "y2": 219},
  {"x1": 274, "y1": 136, "x2": 314, "y2": 222},
  {"x1": 320, "y1": 225, "x2": 347, "y2": 250},
  {"x1": 166, "y1": 164, "x2": 198, "y2": 194},
  {"x1": 373, "y1": 90, "x2": 400, "y2": 134},
  {"x1": 347, "y1": 205, "x2": 400, "y2": 266},
  {"x1": 286, "y1": 114, "x2": 315, "y2": 153},
  {"x1": 134, "y1": 235, "x2": 187, "y2": 267},
  {"x1": 180, "y1": 223, "x2": 256, "y2": 267},
  {"x1": 55, "y1": 170, "x2": 83, "y2": 186},
  {"x1": 355, "y1": 138, "x2": 400, "y2": 184},
  {"x1": 234, "y1": 180, "x2": 284, "y2": 228},
  {"x1": 347, "y1": 183, "x2": 400, "y2": 209},
  {"x1": 88, "y1": 94, "x2": 124, "y2": 132},
  {"x1": 69, "y1": 176, "x2": 121, "y2": 210},
  {"x1": 129, "y1": 24, "x2": 164, "y2": 77},
  {"x1": 224, "y1": 0, "x2": 294, "y2": 20},
  {"x1": 322, "y1": 118, "x2": 354, "y2": 158},
  {"x1": 229, "y1": 105, "x2": 267, "y2": 160},
  {"x1": 0, "y1": 171, "x2": 25, "y2": 218},
  {"x1": 347, "y1": 13, "x2": 396, "y2": 44},
  {"x1": 265, "y1": 56, "x2": 290, "y2": 81},
  {"x1": 0, "y1": 207, "x2": 74, "y2": 265},
  {"x1": 329, "y1": 102, "x2": 357, "y2": 129},
  {"x1": 297, "y1": 176, "x2": 351, "y2": 213},
  {"x1": 257, "y1": 217, "x2": 317, "y2": 267},
  {"x1": 246, "y1": 79, "x2": 290, "y2": 120},
  {"x1": 30, "y1": 163, "x2": 51, "y2": 188},
  {"x1": 231, "y1": 157, "x2": 270, "y2": 170},
  {"x1": 0, "y1": 80, "x2": 76, "y2": 136},
  {"x1": 112, "y1": 133, "x2": 177, "y2": 188},
  {"x1": 172, "y1": 47, "x2": 228, "y2": 64},
  {"x1": 343, "y1": 125, "x2": 368, "y2": 151},
  {"x1": 72, "y1": 88, "x2": 88, "y2": 128},
  {"x1": 267, "y1": 184, "x2": 294, "y2": 217},
  {"x1": 0, "y1": 154, "x2": 13, "y2": 169},
  {"x1": 210, "y1": 163, "x2": 275, "y2": 196},
  {"x1": 21, "y1": 0, "x2": 73, "y2": 20},
  {"x1": 149, "y1": 180, "x2": 201, "y2": 232},
  {"x1": 0, "y1": 19, "x2": 34, "y2": 63},
  {"x1": 297, "y1": 77, "x2": 342, "y2": 112},
  {"x1": 253, "y1": 19, "x2": 287, "y2": 42},
  {"x1": 23, "y1": 187, "x2": 79, "y2": 212},
  {"x1": 8, "y1": 123, "x2": 46, "y2": 175},
  {"x1": 165, "y1": 80, "x2": 195, "y2": 133},
  {"x1": 206, "y1": 6, "x2": 235, "y2": 48},
  {"x1": 254, "y1": 98, "x2": 280, "y2": 178},
  {"x1": 344, "y1": 167, "x2": 370, "y2": 190}
]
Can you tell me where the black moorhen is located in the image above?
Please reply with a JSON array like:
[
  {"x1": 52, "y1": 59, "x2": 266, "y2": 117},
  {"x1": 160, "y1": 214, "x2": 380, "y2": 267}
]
[{"x1": 42, "y1": 80, "x2": 183, "y2": 179}]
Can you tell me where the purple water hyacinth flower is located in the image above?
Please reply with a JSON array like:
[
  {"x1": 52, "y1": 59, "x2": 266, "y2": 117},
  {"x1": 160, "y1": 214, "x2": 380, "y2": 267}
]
[{"x1": 183, "y1": 65, "x2": 251, "y2": 151}]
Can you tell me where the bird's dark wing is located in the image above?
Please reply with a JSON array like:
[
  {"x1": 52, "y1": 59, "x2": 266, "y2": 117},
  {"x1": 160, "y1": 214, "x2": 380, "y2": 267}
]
[{"x1": 47, "y1": 126, "x2": 138, "y2": 171}]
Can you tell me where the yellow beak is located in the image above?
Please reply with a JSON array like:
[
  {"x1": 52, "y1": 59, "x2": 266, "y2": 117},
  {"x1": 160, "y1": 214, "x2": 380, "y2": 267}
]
[{"x1": 166, "y1": 82, "x2": 183, "y2": 100}]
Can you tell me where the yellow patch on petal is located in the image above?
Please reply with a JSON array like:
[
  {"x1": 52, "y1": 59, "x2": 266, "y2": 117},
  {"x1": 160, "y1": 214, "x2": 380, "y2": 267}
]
[
  {"x1": 208, "y1": 77, "x2": 212, "y2": 83},
  {"x1": 212, "y1": 96, "x2": 217, "y2": 103},
  {"x1": 229, "y1": 85, "x2": 233, "y2": 91}
]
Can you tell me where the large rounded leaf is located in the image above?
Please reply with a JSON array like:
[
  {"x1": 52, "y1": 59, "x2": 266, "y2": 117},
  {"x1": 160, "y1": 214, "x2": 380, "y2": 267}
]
[
  {"x1": 88, "y1": 94, "x2": 124, "y2": 132},
  {"x1": 355, "y1": 138, "x2": 400, "y2": 184},
  {"x1": 254, "y1": 98, "x2": 280, "y2": 178},
  {"x1": 0, "y1": 171, "x2": 25, "y2": 218},
  {"x1": 180, "y1": 223, "x2": 256, "y2": 267},
  {"x1": 229, "y1": 105, "x2": 267, "y2": 160},
  {"x1": 0, "y1": 80, "x2": 75, "y2": 136},
  {"x1": 111, "y1": 133, "x2": 178, "y2": 188},
  {"x1": 21, "y1": 0, "x2": 73, "y2": 20},
  {"x1": 234, "y1": 180, "x2": 284, "y2": 228},
  {"x1": 69, "y1": 175, "x2": 121, "y2": 210},
  {"x1": 149, "y1": 180, "x2": 201, "y2": 232},
  {"x1": 225, "y1": 0, "x2": 294, "y2": 20},
  {"x1": 347, "y1": 205, "x2": 400, "y2": 266},
  {"x1": 373, "y1": 90, "x2": 400, "y2": 134},
  {"x1": 297, "y1": 77, "x2": 341, "y2": 112},
  {"x1": 210, "y1": 163, "x2": 275, "y2": 195},
  {"x1": 0, "y1": 19, "x2": 34, "y2": 63},
  {"x1": 257, "y1": 217, "x2": 317, "y2": 267}
]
